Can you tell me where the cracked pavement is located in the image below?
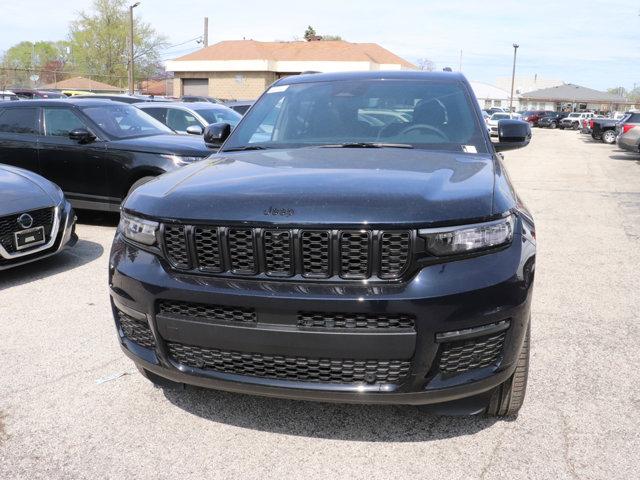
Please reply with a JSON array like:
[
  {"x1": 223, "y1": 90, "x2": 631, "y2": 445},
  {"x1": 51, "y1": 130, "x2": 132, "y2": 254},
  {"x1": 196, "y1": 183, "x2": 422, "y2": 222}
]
[{"x1": 1, "y1": 129, "x2": 639, "y2": 479}]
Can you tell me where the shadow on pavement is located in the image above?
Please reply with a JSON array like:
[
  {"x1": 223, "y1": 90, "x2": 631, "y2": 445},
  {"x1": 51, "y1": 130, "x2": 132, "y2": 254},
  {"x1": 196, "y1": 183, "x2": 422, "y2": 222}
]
[
  {"x1": 162, "y1": 387, "x2": 500, "y2": 441},
  {"x1": 608, "y1": 153, "x2": 640, "y2": 163},
  {"x1": 0, "y1": 239, "x2": 104, "y2": 290}
]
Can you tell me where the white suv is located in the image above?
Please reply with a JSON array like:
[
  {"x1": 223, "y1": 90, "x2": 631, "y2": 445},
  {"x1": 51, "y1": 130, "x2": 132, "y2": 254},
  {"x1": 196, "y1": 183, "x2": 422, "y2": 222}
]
[{"x1": 560, "y1": 112, "x2": 594, "y2": 130}]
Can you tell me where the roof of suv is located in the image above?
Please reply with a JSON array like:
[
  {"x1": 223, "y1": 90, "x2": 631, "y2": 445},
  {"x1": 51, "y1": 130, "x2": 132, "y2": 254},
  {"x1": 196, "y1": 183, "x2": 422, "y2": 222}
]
[
  {"x1": 0, "y1": 98, "x2": 130, "y2": 108},
  {"x1": 276, "y1": 70, "x2": 467, "y2": 85}
]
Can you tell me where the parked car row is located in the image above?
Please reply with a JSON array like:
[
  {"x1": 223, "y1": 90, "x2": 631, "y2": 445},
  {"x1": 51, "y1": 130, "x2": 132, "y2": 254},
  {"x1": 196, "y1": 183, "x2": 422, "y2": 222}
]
[{"x1": 1, "y1": 89, "x2": 256, "y2": 115}]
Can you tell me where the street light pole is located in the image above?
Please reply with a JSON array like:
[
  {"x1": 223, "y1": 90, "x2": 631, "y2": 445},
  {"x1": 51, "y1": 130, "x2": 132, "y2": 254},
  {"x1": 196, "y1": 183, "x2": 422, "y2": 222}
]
[
  {"x1": 509, "y1": 43, "x2": 519, "y2": 113},
  {"x1": 128, "y1": 2, "x2": 140, "y2": 95}
]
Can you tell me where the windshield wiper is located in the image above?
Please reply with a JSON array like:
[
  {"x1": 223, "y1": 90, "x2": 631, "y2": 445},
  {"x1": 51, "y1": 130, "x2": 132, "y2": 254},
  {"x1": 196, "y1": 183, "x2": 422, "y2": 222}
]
[
  {"x1": 318, "y1": 142, "x2": 414, "y2": 149},
  {"x1": 223, "y1": 145, "x2": 270, "y2": 152}
]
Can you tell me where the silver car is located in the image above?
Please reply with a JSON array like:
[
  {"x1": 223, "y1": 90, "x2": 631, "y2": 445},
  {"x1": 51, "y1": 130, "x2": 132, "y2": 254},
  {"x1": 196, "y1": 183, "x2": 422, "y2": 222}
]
[
  {"x1": 136, "y1": 102, "x2": 242, "y2": 135},
  {"x1": 617, "y1": 126, "x2": 640, "y2": 153}
]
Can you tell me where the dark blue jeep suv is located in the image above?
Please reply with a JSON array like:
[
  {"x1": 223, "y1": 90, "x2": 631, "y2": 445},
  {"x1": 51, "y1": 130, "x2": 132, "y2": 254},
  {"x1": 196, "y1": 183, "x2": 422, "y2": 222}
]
[{"x1": 109, "y1": 71, "x2": 535, "y2": 417}]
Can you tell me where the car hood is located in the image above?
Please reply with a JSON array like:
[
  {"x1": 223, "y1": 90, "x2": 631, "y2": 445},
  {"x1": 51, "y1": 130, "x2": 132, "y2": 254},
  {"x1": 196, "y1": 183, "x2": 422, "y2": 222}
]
[
  {"x1": 0, "y1": 165, "x2": 57, "y2": 214},
  {"x1": 107, "y1": 134, "x2": 214, "y2": 156},
  {"x1": 125, "y1": 148, "x2": 498, "y2": 226}
]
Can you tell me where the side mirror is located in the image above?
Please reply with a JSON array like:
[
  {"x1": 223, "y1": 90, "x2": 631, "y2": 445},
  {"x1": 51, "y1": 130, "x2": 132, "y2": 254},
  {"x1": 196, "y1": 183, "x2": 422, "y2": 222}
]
[
  {"x1": 186, "y1": 125, "x2": 204, "y2": 135},
  {"x1": 494, "y1": 119, "x2": 531, "y2": 152},
  {"x1": 203, "y1": 122, "x2": 231, "y2": 148},
  {"x1": 69, "y1": 128, "x2": 96, "y2": 144}
]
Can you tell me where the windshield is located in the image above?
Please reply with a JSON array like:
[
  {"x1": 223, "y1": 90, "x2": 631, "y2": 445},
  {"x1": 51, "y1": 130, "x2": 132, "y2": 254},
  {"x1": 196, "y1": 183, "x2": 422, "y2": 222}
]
[
  {"x1": 222, "y1": 79, "x2": 487, "y2": 153},
  {"x1": 81, "y1": 104, "x2": 173, "y2": 138},
  {"x1": 195, "y1": 107, "x2": 242, "y2": 127},
  {"x1": 568, "y1": 113, "x2": 580, "y2": 118},
  {"x1": 491, "y1": 113, "x2": 510, "y2": 120}
]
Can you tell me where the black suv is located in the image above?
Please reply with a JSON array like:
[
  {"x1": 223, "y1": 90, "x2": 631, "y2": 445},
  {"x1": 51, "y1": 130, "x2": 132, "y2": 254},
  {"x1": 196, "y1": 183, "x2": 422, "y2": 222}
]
[
  {"x1": 537, "y1": 112, "x2": 568, "y2": 129},
  {"x1": 0, "y1": 99, "x2": 213, "y2": 211},
  {"x1": 109, "y1": 71, "x2": 536, "y2": 417}
]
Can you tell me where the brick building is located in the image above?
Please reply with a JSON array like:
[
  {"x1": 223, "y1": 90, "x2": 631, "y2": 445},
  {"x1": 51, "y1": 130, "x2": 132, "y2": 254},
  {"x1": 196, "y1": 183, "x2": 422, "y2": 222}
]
[{"x1": 165, "y1": 40, "x2": 416, "y2": 100}]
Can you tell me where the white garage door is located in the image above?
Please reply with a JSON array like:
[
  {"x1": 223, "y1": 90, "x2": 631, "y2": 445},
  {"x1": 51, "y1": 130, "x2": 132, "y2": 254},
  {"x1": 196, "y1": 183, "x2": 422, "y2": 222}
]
[{"x1": 182, "y1": 78, "x2": 209, "y2": 96}]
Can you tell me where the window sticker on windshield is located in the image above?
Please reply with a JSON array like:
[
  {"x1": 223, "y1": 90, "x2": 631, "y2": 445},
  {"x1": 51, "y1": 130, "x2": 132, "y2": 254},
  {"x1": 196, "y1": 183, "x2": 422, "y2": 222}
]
[
  {"x1": 462, "y1": 145, "x2": 477, "y2": 153},
  {"x1": 267, "y1": 85, "x2": 289, "y2": 94}
]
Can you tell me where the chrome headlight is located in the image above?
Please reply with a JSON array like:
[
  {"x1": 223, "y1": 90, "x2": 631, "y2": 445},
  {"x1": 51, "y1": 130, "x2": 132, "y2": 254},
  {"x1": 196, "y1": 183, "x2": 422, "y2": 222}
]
[
  {"x1": 118, "y1": 212, "x2": 159, "y2": 246},
  {"x1": 419, "y1": 214, "x2": 515, "y2": 256},
  {"x1": 160, "y1": 154, "x2": 203, "y2": 166}
]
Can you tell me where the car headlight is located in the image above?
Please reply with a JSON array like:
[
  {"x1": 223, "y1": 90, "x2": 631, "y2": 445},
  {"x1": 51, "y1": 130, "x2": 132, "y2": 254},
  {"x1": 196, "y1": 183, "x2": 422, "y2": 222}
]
[
  {"x1": 160, "y1": 154, "x2": 203, "y2": 166},
  {"x1": 419, "y1": 214, "x2": 515, "y2": 256},
  {"x1": 118, "y1": 212, "x2": 159, "y2": 246}
]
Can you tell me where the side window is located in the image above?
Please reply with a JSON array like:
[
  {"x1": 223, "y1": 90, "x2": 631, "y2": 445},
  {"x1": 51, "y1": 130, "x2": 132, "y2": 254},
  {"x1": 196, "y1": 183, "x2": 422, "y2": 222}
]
[
  {"x1": 249, "y1": 97, "x2": 284, "y2": 143},
  {"x1": 43, "y1": 108, "x2": 87, "y2": 136},
  {"x1": 166, "y1": 109, "x2": 201, "y2": 131},
  {"x1": 142, "y1": 108, "x2": 168, "y2": 125},
  {"x1": 0, "y1": 108, "x2": 38, "y2": 134}
]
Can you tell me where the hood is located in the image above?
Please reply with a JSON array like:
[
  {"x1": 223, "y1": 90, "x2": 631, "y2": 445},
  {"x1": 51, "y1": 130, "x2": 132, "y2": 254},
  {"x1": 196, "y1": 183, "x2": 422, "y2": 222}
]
[
  {"x1": 107, "y1": 134, "x2": 213, "y2": 156},
  {"x1": 125, "y1": 148, "x2": 499, "y2": 227},
  {"x1": 0, "y1": 165, "x2": 57, "y2": 214}
]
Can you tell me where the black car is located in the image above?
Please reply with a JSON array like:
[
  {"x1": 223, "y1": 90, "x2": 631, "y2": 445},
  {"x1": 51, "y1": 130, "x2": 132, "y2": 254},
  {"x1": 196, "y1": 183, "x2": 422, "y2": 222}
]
[
  {"x1": 0, "y1": 99, "x2": 214, "y2": 212},
  {"x1": 109, "y1": 71, "x2": 535, "y2": 417},
  {"x1": 0, "y1": 163, "x2": 76, "y2": 270},
  {"x1": 537, "y1": 112, "x2": 568, "y2": 129},
  {"x1": 223, "y1": 100, "x2": 254, "y2": 115}
]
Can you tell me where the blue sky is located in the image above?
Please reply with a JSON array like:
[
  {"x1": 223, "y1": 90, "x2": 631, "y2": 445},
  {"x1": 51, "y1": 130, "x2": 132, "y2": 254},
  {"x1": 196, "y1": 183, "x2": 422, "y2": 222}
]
[{"x1": 1, "y1": 0, "x2": 638, "y2": 90}]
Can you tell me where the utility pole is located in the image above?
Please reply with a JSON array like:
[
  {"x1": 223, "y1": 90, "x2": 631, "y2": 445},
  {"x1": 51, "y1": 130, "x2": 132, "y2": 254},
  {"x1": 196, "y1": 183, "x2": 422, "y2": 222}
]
[
  {"x1": 128, "y1": 2, "x2": 140, "y2": 95},
  {"x1": 204, "y1": 17, "x2": 209, "y2": 47},
  {"x1": 509, "y1": 43, "x2": 519, "y2": 113}
]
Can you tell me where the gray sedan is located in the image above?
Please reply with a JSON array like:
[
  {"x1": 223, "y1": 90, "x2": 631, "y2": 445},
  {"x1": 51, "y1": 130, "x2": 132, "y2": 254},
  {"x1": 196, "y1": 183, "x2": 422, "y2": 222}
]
[
  {"x1": 136, "y1": 102, "x2": 242, "y2": 135},
  {"x1": 617, "y1": 126, "x2": 640, "y2": 153},
  {"x1": 0, "y1": 164, "x2": 77, "y2": 270}
]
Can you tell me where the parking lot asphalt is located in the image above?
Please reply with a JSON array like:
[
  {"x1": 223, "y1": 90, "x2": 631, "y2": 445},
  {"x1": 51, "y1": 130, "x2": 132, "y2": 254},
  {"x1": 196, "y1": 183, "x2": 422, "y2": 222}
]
[{"x1": 1, "y1": 129, "x2": 639, "y2": 480}]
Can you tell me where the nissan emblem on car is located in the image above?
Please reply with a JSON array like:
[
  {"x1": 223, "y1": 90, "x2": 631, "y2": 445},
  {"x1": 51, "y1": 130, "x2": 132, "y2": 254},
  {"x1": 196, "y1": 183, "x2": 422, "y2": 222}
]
[{"x1": 17, "y1": 213, "x2": 34, "y2": 229}]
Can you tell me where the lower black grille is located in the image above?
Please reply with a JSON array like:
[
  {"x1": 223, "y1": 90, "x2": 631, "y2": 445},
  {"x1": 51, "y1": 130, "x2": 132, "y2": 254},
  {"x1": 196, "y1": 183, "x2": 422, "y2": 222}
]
[
  {"x1": 298, "y1": 311, "x2": 415, "y2": 330},
  {"x1": 0, "y1": 207, "x2": 55, "y2": 254},
  {"x1": 117, "y1": 311, "x2": 155, "y2": 349},
  {"x1": 438, "y1": 331, "x2": 506, "y2": 373},
  {"x1": 167, "y1": 342, "x2": 411, "y2": 384},
  {"x1": 157, "y1": 300, "x2": 256, "y2": 323}
]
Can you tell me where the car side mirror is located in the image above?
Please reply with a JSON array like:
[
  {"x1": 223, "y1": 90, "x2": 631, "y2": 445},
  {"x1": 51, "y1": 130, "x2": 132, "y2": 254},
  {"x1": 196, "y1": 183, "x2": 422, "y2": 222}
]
[
  {"x1": 69, "y1": 128, "x2": 96, "y2": 144},
  {"x1": 186, "y1": 125, "x2": 204, "y2": 135},
  {"x1": 203, "y1": 122, "x2": 231, "y2": 148},
  {"x1": 494, "y1": 119, "x2": 531, "y2": 152}
]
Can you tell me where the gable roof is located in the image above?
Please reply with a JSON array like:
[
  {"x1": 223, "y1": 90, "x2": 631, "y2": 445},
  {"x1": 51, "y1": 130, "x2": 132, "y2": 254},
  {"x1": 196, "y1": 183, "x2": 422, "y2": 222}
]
[
  {"x1": 521, "y1": 83, "x2": 625, "y2": 102},
  {"x1": 42, "y1": 76, "x2": 121, "y2": 92},
  {"x1": 172, "y1": 40, "x2": 415, "y2": 68}
]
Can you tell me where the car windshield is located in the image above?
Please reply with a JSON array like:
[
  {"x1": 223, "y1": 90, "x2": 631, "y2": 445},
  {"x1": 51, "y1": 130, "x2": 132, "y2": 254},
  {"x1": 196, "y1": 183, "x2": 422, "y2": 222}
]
[
  {"x1": 81, "y1": 104, "x2": 173, "y2": 138},
  {"x1": 222, "y1": 79, "x2": 487, "y2": 153},
  {"x1": 491, "y1": 113, "x2": 510, "y2": 120},
  {"x1": 568, "y1": 113, "x2": 580, "y2": 118},
  {"x1": 195, "y1": 107, "x2": 242, "y2": 127}
]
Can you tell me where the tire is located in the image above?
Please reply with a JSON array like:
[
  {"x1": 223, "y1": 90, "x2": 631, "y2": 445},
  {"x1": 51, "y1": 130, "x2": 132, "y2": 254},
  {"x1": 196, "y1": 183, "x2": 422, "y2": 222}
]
[
  {"x1": 572, "y1": 121, "x2": 579, "y2": 130},
  {"x1": 549, "y1": 122, "x2": 557, "y2": 129},
  {"x1": 137, "y1": 366, "x2": 186, "y2": 390},
  {"x1": 127, "y1": 176, "x2": 156, "y2": 198},
  {"x1": 485, "y1": 323, "x2": 530, "y2": 417},
  {"x1": 602, "y1": 130, "x2": 617, "y2": 144}
]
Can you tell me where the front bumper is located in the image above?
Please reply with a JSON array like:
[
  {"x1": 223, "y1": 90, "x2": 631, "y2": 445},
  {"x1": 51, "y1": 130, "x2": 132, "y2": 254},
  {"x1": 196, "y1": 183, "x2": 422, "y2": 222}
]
[
  {"x1": 109, "y1": 218, "x2": 535, "y2": 406},
  {"x1": 0, "y1": 200, "x2": 77, "y2": 270}
]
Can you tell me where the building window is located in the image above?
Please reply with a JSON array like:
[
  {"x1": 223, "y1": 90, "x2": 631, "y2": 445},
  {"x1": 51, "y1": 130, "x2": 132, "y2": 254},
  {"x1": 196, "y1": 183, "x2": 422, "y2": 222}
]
[
  {"x1": 484, "y1": 99, "x2": 491, "y2": 108},
  {"x1": 493, "y1": 100, "x2": 502, "y2": 107}
]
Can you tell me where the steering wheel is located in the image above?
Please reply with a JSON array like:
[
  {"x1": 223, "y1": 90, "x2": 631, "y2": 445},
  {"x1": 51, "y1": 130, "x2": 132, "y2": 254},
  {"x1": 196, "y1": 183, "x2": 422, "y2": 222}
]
[{"x1": 398, "y1": 124, "x2": 448, "y2": 141}]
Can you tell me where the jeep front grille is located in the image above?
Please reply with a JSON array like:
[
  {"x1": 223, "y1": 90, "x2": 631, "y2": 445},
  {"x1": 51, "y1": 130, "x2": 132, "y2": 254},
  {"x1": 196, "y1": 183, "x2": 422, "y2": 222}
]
[
  {"x1": 161, "y1": 225, "x2": 413, "y2": 281},
  {"x1": 167, "y1": 342, "x2": 411, "y2": 384}
]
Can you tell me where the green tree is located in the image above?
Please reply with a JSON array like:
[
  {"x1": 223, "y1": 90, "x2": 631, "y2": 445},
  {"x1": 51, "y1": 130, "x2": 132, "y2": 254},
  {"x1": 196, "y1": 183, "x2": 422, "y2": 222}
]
[
  {"x1": 607, "y1": 86, "x2": 626, "y2": 97},
  {"x1": 67, "y1": 0, "x2": 168, "y2": 88},
  {"x1": 626, "y1": 87, "x2": 640, "y2": 103},
  {"x1": 1, "y1": 41, "x2": 68, "y2": 87},
  {"x1": 304, "y1": 26, "x2": 318, "y2": 41}
]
